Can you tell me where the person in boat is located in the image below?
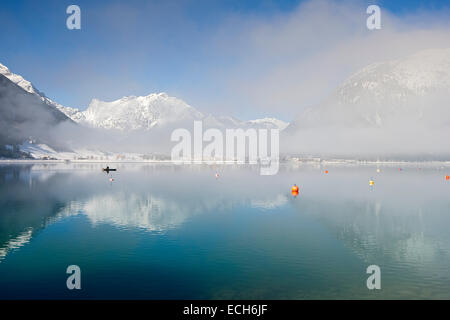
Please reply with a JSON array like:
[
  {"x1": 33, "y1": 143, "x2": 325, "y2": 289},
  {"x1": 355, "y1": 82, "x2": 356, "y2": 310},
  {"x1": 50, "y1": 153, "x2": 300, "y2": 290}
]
[{"x1": 106, "y1": 166, "x2": 110, "y2": 171}]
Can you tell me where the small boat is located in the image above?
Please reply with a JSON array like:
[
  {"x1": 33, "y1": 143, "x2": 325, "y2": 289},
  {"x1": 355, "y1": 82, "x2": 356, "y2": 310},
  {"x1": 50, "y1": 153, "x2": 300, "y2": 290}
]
[{"x1": 102, "y1": 168, "x2": 117, "y2": 172}]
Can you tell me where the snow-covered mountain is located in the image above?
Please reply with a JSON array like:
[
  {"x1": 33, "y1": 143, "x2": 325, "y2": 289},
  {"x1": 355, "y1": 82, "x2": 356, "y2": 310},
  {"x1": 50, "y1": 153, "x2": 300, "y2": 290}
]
[
  {"x1": 0, "y1": 72, "x2": 73, "y2": 158},
  {"x1": 0, "y1": 63, "x2": 38, "y2": 94},
  {"x1": 1, "y1": 61, "x2": 289, "y2": 159},
  {"x1": 76, "y1": 94, "x2": 288, "y2": 131},
  {"x1": 0, "y1": 62, "x2": 287, "y2": 132},
  {"x1": 247, "y1": 118, "x2": 289, "y2": 130},
  {"x1": 82, "y1": 93, "x2": 203, "y2": 130},
  {"x1": 287, "y1": 48, "x2": 450, "y2": 132},
  {"x1": 284, "y1": 48, "x2": 450, "y2": 156},
  {"x1": 0, "y1": 63, "x2": 82, "y2": 119}
]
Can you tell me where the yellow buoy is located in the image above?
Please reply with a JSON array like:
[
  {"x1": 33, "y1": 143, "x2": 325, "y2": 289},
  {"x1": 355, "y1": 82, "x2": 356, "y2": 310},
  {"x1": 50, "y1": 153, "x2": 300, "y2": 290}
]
[{"x1": 369, "y1": 180, "x2": 375, "y2": 186}]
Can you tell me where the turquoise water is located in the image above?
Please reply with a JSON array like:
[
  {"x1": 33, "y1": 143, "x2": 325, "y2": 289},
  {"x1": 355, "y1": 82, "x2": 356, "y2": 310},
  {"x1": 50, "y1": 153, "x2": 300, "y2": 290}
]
[{"x1": 0, "y1": 163, "x2": 449, "y2": 299}]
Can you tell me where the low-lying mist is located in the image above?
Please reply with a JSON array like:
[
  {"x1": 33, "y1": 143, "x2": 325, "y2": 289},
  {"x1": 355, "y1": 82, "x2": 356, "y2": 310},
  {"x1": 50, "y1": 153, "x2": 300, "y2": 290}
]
[{"x1": 282, "y1": 89, "x2": 450, "y2": 159}]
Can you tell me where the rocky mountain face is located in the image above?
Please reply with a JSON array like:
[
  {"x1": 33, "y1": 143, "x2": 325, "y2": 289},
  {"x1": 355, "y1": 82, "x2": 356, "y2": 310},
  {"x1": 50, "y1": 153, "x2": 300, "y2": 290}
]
[
  {"x1": 3, "y1": 48, "x2": 449, "y2": 159},
  {"x1": 72, "y1": 93, "x2": 288, "y2": 132},
  {"x1": 0, "y1": 61, "x2": 287, "y2": 159},
  {"x1": 1, "y1": 62, "x2": 287, "y2": 132},
  {"x1": 0, "y1": 74, "x2": 73, "y2": 158}
]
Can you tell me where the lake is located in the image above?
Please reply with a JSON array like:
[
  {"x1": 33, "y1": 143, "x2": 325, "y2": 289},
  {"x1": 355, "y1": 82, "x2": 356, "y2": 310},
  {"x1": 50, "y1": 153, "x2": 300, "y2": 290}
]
[{"x1": 0, "y1": 162, "x2": 449, "y2": 299}]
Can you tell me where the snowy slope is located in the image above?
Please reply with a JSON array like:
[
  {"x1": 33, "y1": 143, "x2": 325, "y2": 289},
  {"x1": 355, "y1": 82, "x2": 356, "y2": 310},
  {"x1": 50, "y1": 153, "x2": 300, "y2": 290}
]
[
  {"x1": 81, "y1": 94, "x2": 288, "y2": 131},
  {"x1": 283, "y1": 48, "x2": 450, "y2": 156},
  {"x1": 287, "y1": 48, "x2": 450, "y2": 131},
  {"x1": 0, "y1": 63, "x2": 38, "y2": 94},
  {"x1": 83, "y1": 93, "x2": 204, "y2": 130},
  {"x1": 247, "y1": 118, "x2": 289, "y2": 130},
  {"x1": 0, "y1": 62, "x2": 83, "y2": 120},
  {"x1": 0, "y1": 73, "x2": 72, "y2": 145},
  {"x1": 0, "y1": 62, "x2": 287, "y2": 132}
]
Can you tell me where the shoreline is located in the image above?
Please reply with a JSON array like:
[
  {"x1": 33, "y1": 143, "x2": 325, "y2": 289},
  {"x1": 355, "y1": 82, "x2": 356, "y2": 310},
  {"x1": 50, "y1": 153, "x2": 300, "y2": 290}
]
[{"x1": 1, "y1": 159, "x2": 450, "y2": 167}]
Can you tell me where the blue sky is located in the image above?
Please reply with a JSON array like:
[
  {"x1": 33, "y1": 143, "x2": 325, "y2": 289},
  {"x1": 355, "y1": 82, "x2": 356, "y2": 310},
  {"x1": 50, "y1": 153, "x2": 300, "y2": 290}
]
[{"x1": 1, "y1": 0, "x2": 449, "y2": 121}]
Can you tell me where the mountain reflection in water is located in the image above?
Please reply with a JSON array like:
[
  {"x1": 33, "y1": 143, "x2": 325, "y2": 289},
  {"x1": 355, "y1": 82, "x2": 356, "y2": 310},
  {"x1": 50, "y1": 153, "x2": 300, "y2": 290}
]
[{"x1": 0, "y1": 163, "x2": 449, "y2": 299}]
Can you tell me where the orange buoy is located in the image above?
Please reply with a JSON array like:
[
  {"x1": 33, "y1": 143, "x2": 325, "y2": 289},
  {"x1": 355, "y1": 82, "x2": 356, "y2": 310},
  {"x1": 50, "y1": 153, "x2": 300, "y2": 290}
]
[
  {"x1": 325, "y1": 170, "x2": 328, "y2": 174},
  {"x1": 291, "y1": 184, "x2": 299, "y2": 197},
  {"x1": 446, "y1": 175, "x2": 449, "y2": 181}
]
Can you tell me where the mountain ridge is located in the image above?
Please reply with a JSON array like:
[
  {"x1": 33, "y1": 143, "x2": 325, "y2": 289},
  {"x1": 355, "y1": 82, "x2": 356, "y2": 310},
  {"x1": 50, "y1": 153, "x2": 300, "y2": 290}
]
[
  {"x1": 0, "y1": 73, "x2": 73, "y2": 157},
  {"x1": 286, "y1": 48, "x2": 450, "y2": 132},
  {"x1": 283, "y1": 48, "x2": 450, "y2": 156},
  {"x1": 0, "y1": 62, "x2": 288, "y2": 132}
]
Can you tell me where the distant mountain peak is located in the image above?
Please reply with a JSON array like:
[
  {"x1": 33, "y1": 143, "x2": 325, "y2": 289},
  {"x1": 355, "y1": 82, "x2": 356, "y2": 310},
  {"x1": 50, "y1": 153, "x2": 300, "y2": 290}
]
[
  {"x1": 247, "y1": 118, "x2": 289, "y2": 130},
  {"x1": 82, "y1": 92, "x2": 204, "y2": 131},
  {"x1": 0, "y1": 62, "x2": 289, "y2": 134},
  {"x1": 79, "y1": 93, "x2": 289, "y2": 131},
  {"x1": 342, "y1": 47, "x2": 450, "y2": 97},
  {"x1": 287, "y1": 48, "x2": 450, "y2": 131}
]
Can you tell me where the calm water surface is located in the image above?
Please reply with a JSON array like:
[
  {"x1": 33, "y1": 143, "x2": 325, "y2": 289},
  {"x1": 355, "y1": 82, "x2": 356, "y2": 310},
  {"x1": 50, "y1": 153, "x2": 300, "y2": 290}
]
[{"x1": 0, "y1": 162, "x2": 449, "y2": 299}]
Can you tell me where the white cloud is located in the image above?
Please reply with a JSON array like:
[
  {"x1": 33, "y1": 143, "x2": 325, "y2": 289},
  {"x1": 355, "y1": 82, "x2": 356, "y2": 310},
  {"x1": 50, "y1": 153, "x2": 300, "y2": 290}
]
[{"x1": 203, "y1": 0, "x2": 450, "y2": 120}]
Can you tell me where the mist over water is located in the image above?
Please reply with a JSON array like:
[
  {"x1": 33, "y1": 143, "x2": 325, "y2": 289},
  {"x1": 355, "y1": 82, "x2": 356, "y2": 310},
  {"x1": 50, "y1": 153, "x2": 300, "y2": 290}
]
[{"x1": 0, "y1": 163, "x2": 449, "y2": 299}]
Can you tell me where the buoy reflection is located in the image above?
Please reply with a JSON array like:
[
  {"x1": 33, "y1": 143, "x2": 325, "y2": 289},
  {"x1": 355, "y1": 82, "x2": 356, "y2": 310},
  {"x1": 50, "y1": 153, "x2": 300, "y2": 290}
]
[{"x1": 291, "y1": 184, "x2": 299, "y2": 198}]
